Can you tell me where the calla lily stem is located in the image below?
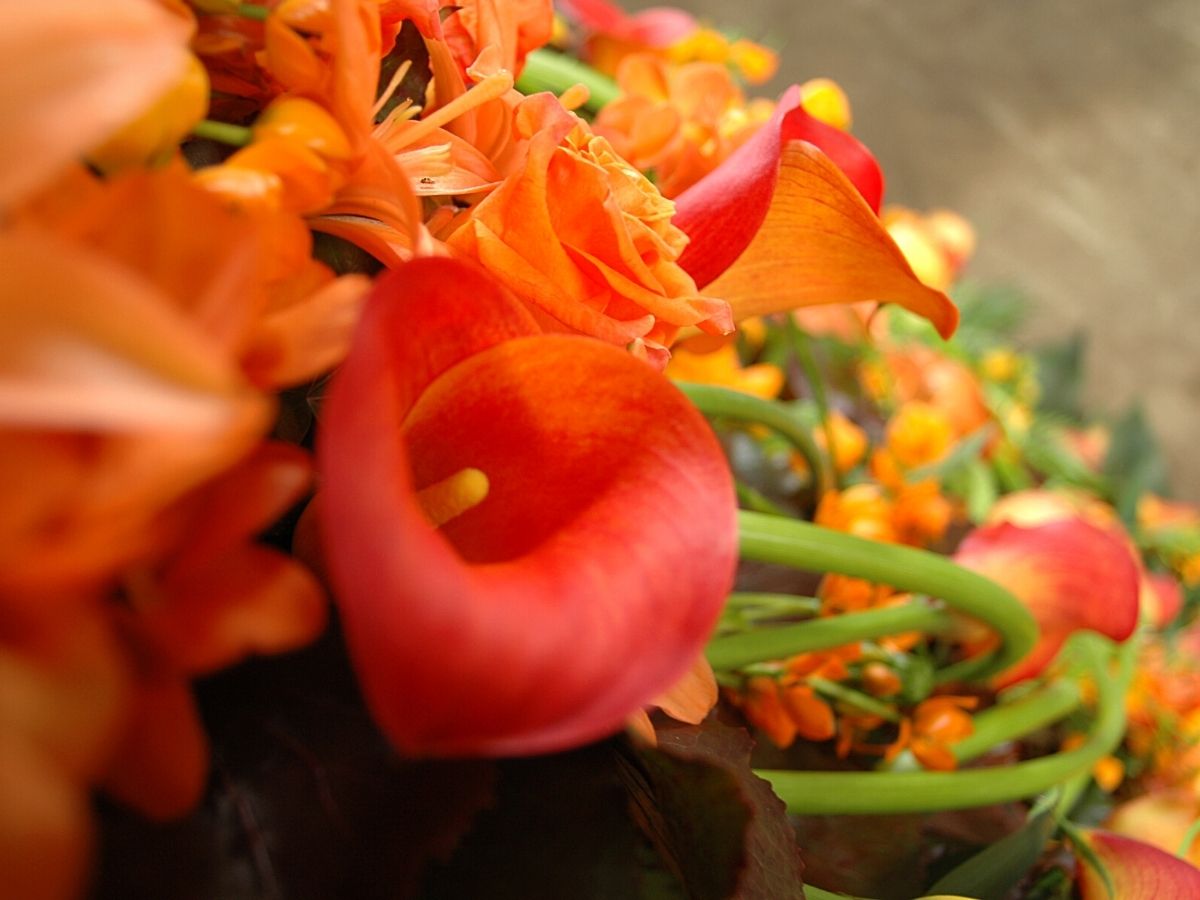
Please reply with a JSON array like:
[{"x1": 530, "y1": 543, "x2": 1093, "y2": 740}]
[
  {"x1": 760, "y1": 634, "x2": 1133, "y2": 814},
  {"x1": 731, "y1": 512, "x2": 1038, "y2": 683},
  {"x1": 708, "y1": 599, "x2": 950, "y2": 670},
  {"x1": 517, "y1": 49, "x2": 620, "y2": 111},
  {"x1": 191, "y1": 119, "x2": 253, "y2": 147},
  {"x1": 678, "y1": 383, "x2": 827, "y2": 500}
]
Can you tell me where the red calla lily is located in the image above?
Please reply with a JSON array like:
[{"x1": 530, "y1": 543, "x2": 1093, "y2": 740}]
[
  {"x1": 317, "y1": 257, "x2": 737, "y2": 756},
  {"x1": 672, "y1": 86, "x2": 958, "y2": 338},
  {"x1": 953, "y1": 519, "x2": 1141, "y2": 686},
  {"x1": 1078, "y1": 830, "x2": 1200, "y2": 899}
]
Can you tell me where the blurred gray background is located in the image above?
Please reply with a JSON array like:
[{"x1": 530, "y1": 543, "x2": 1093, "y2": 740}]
[{"x1": 626, "y1": 0, "x2": 1200, "y2": 499}]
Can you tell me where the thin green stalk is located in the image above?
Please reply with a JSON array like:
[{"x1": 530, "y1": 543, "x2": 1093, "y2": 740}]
[
  {"x1": 677, "y1": 383, "x2": 826, "y2": 500},
  {"x1": 191, "y1": 119, "x2": 253, "y2": 147},
  {"x1": 809, "y1": 676, "x2": 901, "y2": 722},
  {"x1": 952, "y1": 680, "x2": 1083, "y2": 764},
  {"x1": 708, "y1": 600, "x2": 950, "y2": 671},
  {"x1": 233, "y1": 3, "x2": 269, "y2": 20},
  {"x1": 736, "y1": 511, "x2": 1038, "y2": 683},
  {"x1": 785, "y1": 317, "x2": 839, "y2": 491},
  {"x1": 760, "y1": 635, "x2": 1133, "y2": 815},
  {"x1": 735, "y1": 481, "x2": 792, "y2": 517},
  {"x1": 516, "y1": 49, "x2": 619, "y2": 111}
]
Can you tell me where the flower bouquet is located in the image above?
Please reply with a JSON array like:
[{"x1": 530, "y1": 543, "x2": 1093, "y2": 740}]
[{"x1": 6, "y1": 1, "x2": 1200, "y2": 898}]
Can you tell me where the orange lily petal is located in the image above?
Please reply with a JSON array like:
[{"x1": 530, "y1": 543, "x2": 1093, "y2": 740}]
[
  {"x1": 653, "y1": 654, "x2": 718, "y2": 725},
  {"x1": 689, "y1": 142, "x2": 958, "y2": 336}
]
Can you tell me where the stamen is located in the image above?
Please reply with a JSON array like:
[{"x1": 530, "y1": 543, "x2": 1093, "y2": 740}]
[
  {"x1": 415, "y1": 467, "x2": 490, "y2": 527},
  {"x1": 383, "y1": 69, "x2": 514, "y2": 153},
  {"x1": 371, "y1": 59, "x2": 414, "y2": 120}
]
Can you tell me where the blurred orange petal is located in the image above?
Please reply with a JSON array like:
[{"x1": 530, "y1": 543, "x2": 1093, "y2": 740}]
[{"x1": 0, "y1": 0, "x2": 193, "y2": 206}]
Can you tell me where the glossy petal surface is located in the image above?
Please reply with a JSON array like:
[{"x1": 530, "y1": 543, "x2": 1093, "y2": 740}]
[
  {"x1": 318, "y1": 258, "x2": 737, "y2": 756},
  {"x1": 953, "y1": 519, "x2": 1140, "y2": 685}
]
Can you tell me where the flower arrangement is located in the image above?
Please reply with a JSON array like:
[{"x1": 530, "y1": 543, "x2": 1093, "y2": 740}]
[{"x1": 5, "y1": 1, "x2": 1200, "y2": 898}]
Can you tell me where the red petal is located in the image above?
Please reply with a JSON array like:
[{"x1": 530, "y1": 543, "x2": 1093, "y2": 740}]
[
  {"x1": 318, "y1": 258, "x2": 737, "y2": 756},
  {"x1": 953, "y1": 519, "x2": 1141, "y2": 686},
  {"x1": 674, "y1": 83, "x2": 884, "y2": 290},
  {"x1": 1080, "y1": 830, "x2": 1200, "y2": 899}
]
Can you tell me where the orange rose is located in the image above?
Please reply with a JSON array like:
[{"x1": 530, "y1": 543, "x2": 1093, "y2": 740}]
[{"x1": 446, "y1": 93, "x2": 732, "y2": 366}]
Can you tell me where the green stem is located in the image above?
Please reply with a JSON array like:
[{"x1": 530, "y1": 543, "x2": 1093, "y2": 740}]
[
  {"x1": 736, "y1": 511, "x2": 1038, "y2": 683},
  {"x1": 809, "y1": 676, "x2": 901, "y2": 722},
  {"x1": 760, "y1": 635, "x2": 1133, "y2": 815},
  {"x1": 191, "y1": 119, "x2": 253, "y2": 147},
  {"x1": 952, "y1": 679, "x2": 1083, "y2": 764},
  {"x1": 734, "y1": 481, "x2": 792, "y2": 517},
  {"x1": 708, "y1": 600, "x2": 950, "y2": 671},
  {"x1": 785, "y1": 317, "x2": 839, "y2": 491},
  {"x1": 677, "y1": 383, "x2": 826, "y2": 502},
  {"x1": 233, "y1": 3, "x2": 269, "y2": 20},
  {"x1": 516, "y1": 49, "x2": 619, "y2": 111}
]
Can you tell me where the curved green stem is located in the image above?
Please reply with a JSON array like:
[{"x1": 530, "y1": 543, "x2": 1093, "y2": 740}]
[
  {"x1": 677, "y1": 383, "x2": 826, "y2": 500},
  {"x1": 735, "y1": 511, "x2": 1038, "y2": 683},
  {"x1": 517, "y1": 49, "x2": 619, "y2": 111},
  {"x1": 191, "y1": 119, "x2": 253, "y2": 147},
  {"x1": 760, "y1": 635, "x2": 1133, "y2": 815},
  {"x1": 952, "y1": 679, "x2": 1083, "y2": 764},
  {"x1": 708, "y1": 600, "x2": 950, "y2": 670}
]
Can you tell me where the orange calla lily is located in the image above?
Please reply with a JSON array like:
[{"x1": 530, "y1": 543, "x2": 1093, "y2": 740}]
[
  {"x1": 315, "y1": 257, "x2": 737, "y2": 756},
  {"x1": 672, "y1": 85, "x2": 958, "y2": 338},
  {"x1": 953, "y1": 518, "x2": 1141, "y2": 686},
  {"x1": 1078, "y1": 830, "x2": 1200, "y2": 899}
]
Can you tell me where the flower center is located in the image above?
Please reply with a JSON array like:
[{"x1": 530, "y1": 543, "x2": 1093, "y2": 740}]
[{"x1": 416, "y1": 467, "x2": 490, "y2": 527}]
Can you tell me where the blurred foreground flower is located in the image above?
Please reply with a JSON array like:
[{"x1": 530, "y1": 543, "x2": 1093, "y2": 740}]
[{"x1": 314, "y1": 257, "x2": 737, "y2": 756}]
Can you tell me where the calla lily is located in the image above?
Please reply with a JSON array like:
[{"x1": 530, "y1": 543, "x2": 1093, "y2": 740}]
[
  {"x1": 1078, "y1": 830, "x2": 1200, "y2": 899},
  {"x1": 952, "y1": 518, "x2": 1141, "y2": 686},
  {"x1": 672, "y1": 86, "x2": 958, "y2": 337},
  {"x1": 316, "y1": 257, "x2": 737, "y2": 757}
]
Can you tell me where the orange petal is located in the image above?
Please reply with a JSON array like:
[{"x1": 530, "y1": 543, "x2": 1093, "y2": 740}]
[
  {"x1": 0, "y1": 0, "x2": 193, "y2": 206},
  {"x1": 697, "y1": 142, "x2": 958, "y2": 337},
  {"x1": 652, "y1": 653, "x2": 717, "y2": 725}
]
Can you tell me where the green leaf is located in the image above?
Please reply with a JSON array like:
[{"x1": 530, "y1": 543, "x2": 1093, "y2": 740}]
[
  {"x1": 926, "y1": 808, "x2": 1056, "y2": 899},
  {"x1": 1103, "y1": 404, "x2": 1170, "y2": 522},
  {"x1": 960, "y1": 458, "x2": 999, "y2": 523},
  {"x1": 1033, "y1": 333, "x2": 1086, "y2": 422}
]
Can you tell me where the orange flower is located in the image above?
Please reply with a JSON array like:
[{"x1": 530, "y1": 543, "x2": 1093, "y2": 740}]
[
  {"x1": 594, "y1": 53, "x2": 775, "y2": 198},
  {"x1": 440, "y1": 0, "x2": 555, "y2": 76},
  {"x1": 815, "y1": 484, "x2": 898, "y2": 544},
  {"x1": 445, "y1": 92, "x2": 732, "y2": 366},
  {"x1": 908, "y1": 696, "x2": 977, "y2": 771},
  {"x1": 882, "y1": 206, "x2": 976, "y2": 292},
  {"x1": 0, "y1": 0, "x2": 194, "y2": 206},
  {"x1": 886, "y1": 401, "x2": 955, "y2": 469},
  {"x1": 664, "y1": 341, "x2": 783, "y2": 399},
  {"x1": 892, "y1": 479, "x2": 955, "y2": 547},
  {"x1": 817, "y1": 410, "x2": 869, "y2": 474}
]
